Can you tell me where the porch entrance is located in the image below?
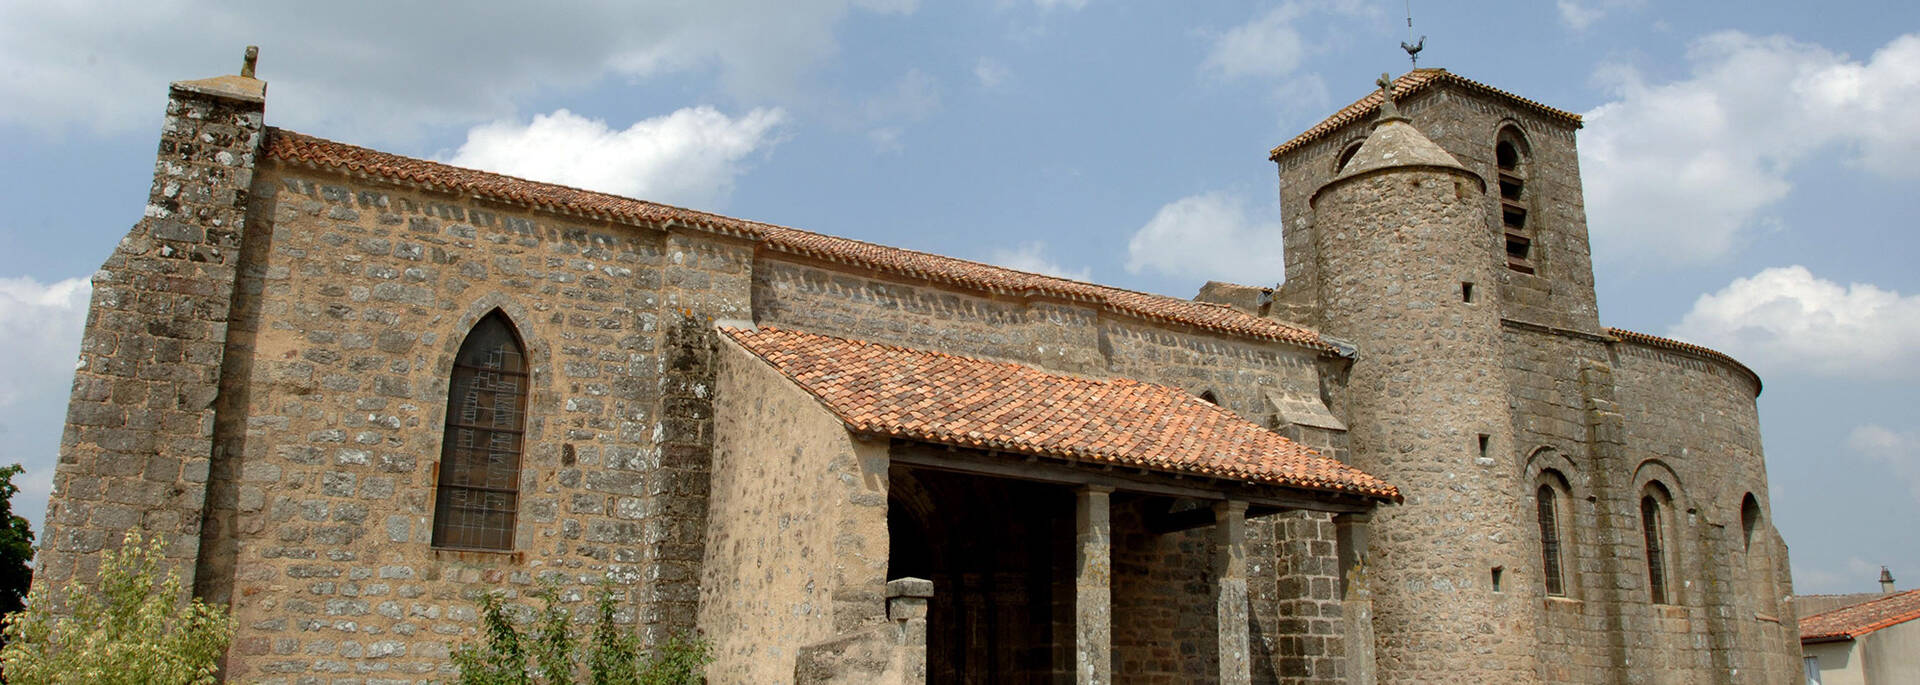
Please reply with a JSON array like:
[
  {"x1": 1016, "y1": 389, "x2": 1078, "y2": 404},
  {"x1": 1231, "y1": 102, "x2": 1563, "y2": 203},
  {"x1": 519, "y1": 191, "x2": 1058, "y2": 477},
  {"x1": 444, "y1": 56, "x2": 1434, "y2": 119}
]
[{"x1": 890, "y1": 466, "x2": 1074, "y2": 684}]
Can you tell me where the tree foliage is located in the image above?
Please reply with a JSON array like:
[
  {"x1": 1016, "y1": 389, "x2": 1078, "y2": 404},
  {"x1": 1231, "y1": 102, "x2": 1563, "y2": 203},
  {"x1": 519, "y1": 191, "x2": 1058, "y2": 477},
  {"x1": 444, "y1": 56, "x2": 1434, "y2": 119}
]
[
  {"x1": 0, "y1": 464, "x2": 36, "y2": 618},
  {"x1": 0, "y1": 531, "x2": 232, "y2": 684},
  {"x1": 452, "y1": 582, "x2": 711, "y2": 685}
]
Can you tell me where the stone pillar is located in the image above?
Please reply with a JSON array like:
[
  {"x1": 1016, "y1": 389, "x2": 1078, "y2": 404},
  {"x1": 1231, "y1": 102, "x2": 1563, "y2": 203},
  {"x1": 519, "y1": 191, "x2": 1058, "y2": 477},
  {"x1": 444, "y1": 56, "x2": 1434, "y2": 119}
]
[
  {"x1": 1074, "y1": 485, "x2": 1113, "y2": 684},
  {"x1": 1214, "y1": 500, "x2": 1251, "y2": 685},
  {"x1": 1335, "y1": 513, "x2": 1375, "y2": 685},
  {"x1": 888, "y1": 577, "x2": 934, "y2": 683}
]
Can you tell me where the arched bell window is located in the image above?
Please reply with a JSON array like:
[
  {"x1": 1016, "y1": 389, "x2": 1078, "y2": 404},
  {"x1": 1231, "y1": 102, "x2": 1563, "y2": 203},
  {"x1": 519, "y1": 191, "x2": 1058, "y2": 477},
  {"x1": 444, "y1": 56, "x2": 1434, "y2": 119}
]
[
  {"x1": 432, "y1": 311, "x2": 529, "y2": 550},
  {"x1": 1494, "y1": 126, "x2": 1536, "y2": 274},
  {"x1": 1335, "y1": 140, "x2": 1365, "y2": 173}
]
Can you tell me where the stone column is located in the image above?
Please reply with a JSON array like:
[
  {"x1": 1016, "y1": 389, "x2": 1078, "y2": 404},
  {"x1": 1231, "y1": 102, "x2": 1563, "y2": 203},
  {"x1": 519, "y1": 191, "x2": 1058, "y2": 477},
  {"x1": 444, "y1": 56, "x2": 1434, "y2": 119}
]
[
  {"x1": 1074, "y1": 485, "x2": 1113, "y2": 684},
  {"x1": 1335, "y1": 513, "x2": 1375, "y2": 685},
  {"x1": 888, "y1": 577, "x2": 934, "y2": 683},
  {"x1": 1214, "y1": 500, "x2": 1251, "y2": 685}
]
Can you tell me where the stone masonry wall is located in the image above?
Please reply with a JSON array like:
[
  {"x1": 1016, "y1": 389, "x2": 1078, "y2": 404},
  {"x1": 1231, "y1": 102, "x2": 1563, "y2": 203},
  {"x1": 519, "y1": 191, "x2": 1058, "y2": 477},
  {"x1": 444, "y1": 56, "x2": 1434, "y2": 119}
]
[
  {"x1": 699, "y1": 335, "x2": 891, "y2": 684},
  {"x1": 1111, "y1": 500, "x2": 1219, "y2": 683},
  {"x1": 192, "y1": 160, "x2": 746, "y2": 682},
  {"x1": 1607, "y1": 340, "x2": 1797, "y2": 684},
  {"x1": 1501, "y1": 326, "x2": 1616, "y2": 684},
  {"x1": 38, "y1": 81, "x2": 264, "y2": 596}
]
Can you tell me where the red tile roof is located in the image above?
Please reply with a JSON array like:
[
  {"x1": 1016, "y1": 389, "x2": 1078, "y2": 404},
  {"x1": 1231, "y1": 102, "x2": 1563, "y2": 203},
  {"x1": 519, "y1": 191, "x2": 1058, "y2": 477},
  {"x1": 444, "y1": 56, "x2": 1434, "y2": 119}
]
[
  {"x1": 1606, "y1": 328, "x2": 1762, "y2": 394},
  {"x1": 1268, "y1": 69, "x2": 1584, "y2": 161},
  {"x1": 263, "y1": 128, "x2": 1331, "y2": 351},
  {"x1": 721, "y1": 325, "x2": 1400, "y2": 501},
  {"x1": 1801, "y1": 589, "x2": 1920, "y2": 643}
]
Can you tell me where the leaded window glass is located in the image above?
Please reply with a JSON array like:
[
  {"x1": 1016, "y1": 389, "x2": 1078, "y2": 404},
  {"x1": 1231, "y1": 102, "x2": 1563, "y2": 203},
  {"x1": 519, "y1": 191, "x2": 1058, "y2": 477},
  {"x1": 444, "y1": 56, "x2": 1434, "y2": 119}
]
[{"x1": 432, "y1": 312, "x2": 527, "y2": 550}]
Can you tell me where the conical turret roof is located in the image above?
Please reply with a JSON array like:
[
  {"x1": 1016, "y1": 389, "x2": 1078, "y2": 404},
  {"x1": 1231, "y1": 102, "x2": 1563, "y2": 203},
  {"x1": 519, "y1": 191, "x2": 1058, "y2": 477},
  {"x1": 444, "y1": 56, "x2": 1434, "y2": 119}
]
[{"x1": 1330, "y1": 115, "x2": 1469, "y2": 182}]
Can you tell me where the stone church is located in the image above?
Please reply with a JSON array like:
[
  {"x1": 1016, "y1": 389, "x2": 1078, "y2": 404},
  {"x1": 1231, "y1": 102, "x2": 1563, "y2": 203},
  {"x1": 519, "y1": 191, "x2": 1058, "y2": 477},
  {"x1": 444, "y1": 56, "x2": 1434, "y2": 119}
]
[{"x1": 36, "y1": 54, "x2": 1802, "y2": 683}]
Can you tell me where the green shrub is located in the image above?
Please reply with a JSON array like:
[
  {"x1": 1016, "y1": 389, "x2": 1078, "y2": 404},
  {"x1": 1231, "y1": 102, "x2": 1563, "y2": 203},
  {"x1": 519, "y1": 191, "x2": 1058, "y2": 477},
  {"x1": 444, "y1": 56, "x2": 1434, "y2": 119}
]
[
  {"x1": 0, "y1": 531, "x2": 232, "y2": 685},
  {"x1": 453, "y1": 582, "x2": 711, "y2": 685}
]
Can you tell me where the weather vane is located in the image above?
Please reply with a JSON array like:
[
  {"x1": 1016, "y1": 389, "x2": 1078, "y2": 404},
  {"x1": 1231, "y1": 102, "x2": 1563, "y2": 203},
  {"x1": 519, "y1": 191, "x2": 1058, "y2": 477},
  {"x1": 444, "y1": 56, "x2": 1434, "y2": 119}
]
[{"x1": 1401, "y1": 1, "x2": 1425, "y2": 68}]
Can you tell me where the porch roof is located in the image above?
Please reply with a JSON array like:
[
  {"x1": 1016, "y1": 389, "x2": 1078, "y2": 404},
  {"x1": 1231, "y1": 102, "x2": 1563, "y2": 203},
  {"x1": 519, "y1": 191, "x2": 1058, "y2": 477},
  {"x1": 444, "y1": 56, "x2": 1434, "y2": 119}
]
[{"x1": 720, "y1": 325, "x2": 1399, "y2": 503}]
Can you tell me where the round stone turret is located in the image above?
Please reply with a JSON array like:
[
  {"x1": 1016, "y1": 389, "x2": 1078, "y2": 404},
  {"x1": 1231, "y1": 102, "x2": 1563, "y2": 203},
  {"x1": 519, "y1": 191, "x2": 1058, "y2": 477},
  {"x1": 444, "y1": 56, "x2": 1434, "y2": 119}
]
[{"x1": 1308, "y1": 83, "x2": 1543, "y2": 683}]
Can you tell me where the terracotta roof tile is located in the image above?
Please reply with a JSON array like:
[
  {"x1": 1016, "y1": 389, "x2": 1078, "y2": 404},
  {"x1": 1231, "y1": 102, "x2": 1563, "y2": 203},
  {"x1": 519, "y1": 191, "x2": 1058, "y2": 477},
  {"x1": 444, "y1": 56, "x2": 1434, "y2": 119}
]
[
  {"x1": 1268, "y1": 69, "x2": 1583, "y2": 161},
  {"x1": 1800, "y1": 589, "x2": 1920, "y2": 642},
  {"x1": 1605, "y1": 327, "x2": 1762, "y2": 393},
  {"x1": 264, "y1": 128, "x2": 1330, "y2": 351},
  {"x1": 722, "y1": 325, "x2": 1399, "y2": 501}
]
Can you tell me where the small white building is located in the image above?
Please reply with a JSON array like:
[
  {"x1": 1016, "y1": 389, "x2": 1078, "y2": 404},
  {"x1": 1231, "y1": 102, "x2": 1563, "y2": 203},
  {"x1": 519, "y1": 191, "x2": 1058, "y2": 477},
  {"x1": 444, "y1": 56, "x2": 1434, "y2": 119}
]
[{"x1": 1800, "y1": 585, "x2": 1920, "y2": 685}]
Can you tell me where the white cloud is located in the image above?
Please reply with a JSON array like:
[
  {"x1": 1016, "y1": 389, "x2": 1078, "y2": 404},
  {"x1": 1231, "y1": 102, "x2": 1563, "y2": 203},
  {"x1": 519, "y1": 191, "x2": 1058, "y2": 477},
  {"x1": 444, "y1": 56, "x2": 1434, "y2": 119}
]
[
  {"x1": 857, "y1": 69, "x2": 942, "y2": 152},
  {"x1": 1204, "y1": 3, "x2": 1313, "y2": 80},
  {"x1": 1124, "y1": 191, "x2": 1287, "y2": 286},
  {"x1": 0, "y1": 276, "x2": 93, "y2": 533},
  {"x1": 985, "y1": 242, "x2": 1092, "y2": 281},
  {"x1": 0, "y1": 0, "x2": 915, "y2": 142},
  {"x1": 1203, "y1": 0, "x2": 1373, "y2": 81},
  {"x1": 1582, "y1": 32, "x2": 1920, "y2": 264},
  {"x1": 974, "y1": 57, "x2": 1010, "y2": 89},
  {"x1": 1556, "y1": 0, "x2": 1642, "y2": 31},
  {"x1": 1849, "y1": 425, "x2": 1920, "y2": 505},
  {"x1": 1556, "y1": 1, "x2": 1605, "y2": 30},
  {"x1": 1669, "y1": 266, "x2": 1920, "y2": 379},
  {"x1": 445, "y1": 107, "x2": 786, "y2": 209}
]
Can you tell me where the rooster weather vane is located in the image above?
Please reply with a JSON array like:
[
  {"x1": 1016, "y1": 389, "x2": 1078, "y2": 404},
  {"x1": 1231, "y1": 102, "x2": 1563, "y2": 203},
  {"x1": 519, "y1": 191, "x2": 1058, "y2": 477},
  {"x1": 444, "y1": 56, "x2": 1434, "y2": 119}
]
[{"x1": 1401, "y1": 1, "x2": 1425, "y2": 67}]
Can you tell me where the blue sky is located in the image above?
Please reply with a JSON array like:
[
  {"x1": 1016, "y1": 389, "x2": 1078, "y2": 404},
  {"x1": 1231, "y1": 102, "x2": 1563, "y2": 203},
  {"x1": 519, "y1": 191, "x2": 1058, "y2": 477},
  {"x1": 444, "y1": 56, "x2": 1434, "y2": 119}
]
[{"x1": 0, "y1": 0, "x2": 1915, "y2": 595}]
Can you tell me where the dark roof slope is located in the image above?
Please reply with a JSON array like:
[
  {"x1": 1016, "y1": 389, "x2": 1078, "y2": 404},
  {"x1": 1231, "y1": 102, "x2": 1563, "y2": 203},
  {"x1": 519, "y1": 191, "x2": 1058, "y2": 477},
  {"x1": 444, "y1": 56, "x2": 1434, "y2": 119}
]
[
  {"x1": 1801, "y1": 589, "x2": 1920, "y2": 643},
  {"x1": 264, "y1": 128, "x2": 1331, "y2": 351},
  {"x1": 722, "y1": 325, "x2": 1400, "y2": 501},
  {"x1": 1269, "y1": 68, "x2": 1584, "y2": 161}
]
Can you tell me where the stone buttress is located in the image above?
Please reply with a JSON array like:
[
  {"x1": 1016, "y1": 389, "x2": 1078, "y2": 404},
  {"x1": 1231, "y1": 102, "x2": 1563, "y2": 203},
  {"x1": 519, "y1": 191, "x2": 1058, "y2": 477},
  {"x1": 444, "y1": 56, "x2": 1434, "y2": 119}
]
[{"x1": 36, "y1": 62, "x2": 266, "y2": 596}]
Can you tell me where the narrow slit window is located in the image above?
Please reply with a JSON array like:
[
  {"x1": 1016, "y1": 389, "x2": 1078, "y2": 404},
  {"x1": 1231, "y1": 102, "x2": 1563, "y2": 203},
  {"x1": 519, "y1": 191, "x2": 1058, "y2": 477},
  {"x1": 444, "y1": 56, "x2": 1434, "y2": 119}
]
[
  {"x1": 1491, "y1": 566, "x2": 1504, "y2": 593},
  {"x1": 1641, "y1": 494, "x2": 1668, "y2": 604},
  {"x1": 1538, "y1": 484, "x2": 1565, "y2": 596},
  {"x1": 1478, "y1": 434, "x2": 1490, "y2": 460},
  {"x1": 1462, "y1": 282, "x2": 1475, "y2": 303},
  {"x1": 1741, "y1": 494, "x2": 1761, "y2": 552},
  {"x1": 433, "y1": 311, "x2": 529, "y2": 551}
]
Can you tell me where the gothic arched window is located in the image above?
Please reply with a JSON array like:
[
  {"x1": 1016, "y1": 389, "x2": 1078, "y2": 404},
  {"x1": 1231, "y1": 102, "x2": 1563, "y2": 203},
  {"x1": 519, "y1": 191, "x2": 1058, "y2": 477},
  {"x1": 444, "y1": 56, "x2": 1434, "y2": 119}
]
[
  {"x1": 432, "y1": 311, "x2": 529, "y2": 550},
  {"x1": 1640, "y1": 486, "x2": 1673, "y2": 604},
  {"x1": 1536, "y1": 481, "x2": 1566, "y2": 596}
]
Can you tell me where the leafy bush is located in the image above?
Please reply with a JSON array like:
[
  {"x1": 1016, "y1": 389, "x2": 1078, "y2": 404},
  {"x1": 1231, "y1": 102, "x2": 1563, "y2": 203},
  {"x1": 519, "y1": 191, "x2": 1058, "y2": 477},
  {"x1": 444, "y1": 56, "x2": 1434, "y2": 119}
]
[
  {"x1": 452, "y1": 582, "x2": 711, "y2": 685},
  {"x1": 0, "y1": 531, "x2": 232, "y2": 685}
]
